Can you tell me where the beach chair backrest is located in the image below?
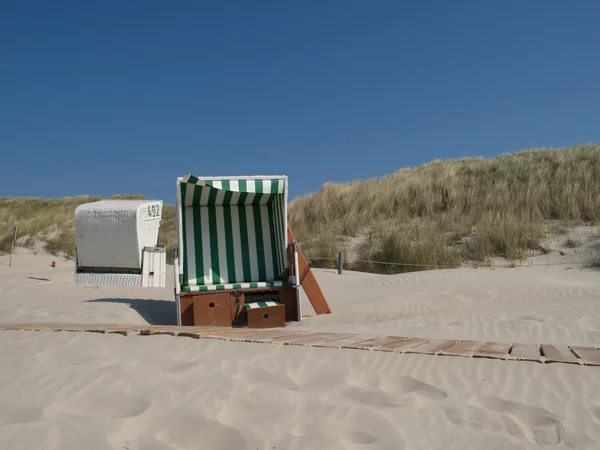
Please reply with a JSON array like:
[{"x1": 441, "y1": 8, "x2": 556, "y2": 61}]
[{"x1": 75, "y1": 199, "x2": 162, "y2": 270}]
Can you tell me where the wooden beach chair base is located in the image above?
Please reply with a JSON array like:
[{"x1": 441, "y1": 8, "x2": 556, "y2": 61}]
[{"x1": 179, "y1": 285, "x2": 299, "y2": 327}]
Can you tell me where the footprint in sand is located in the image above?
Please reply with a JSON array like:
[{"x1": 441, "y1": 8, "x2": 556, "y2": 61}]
[
  {"x1": 518, "y1": 315, "x2": 546, "y2": 323},
  {"x1": 341, "y1": 387, "x2": 406, "y2": 407},
  {"x1": 292, "y1": 423, "x2": 382, "y2": 446},
  {"x1": 443, "y1": 404, "x2": 529, "y2": 443},
  {"x1": 235, "y1": 368, "x2": 299, "y2": 391},
  {"x1": 216, "y1": 392, "x2": 296, "y2": 430},
  {"x1": 381, "y1": 376, "x2": 448, "y2": 400},
  {"x1": 341, "y1": 376, "x2": 447, "y2": 408},
  {"x1": 123, "y1": 438, "x2": 174, "y2": 450},
  {"x1": 444, "y1": 406, "x2": 502, "y2": 432},
  {"x1": 442, "y1": 408, "x2": 529, "y2": 450},
  {"x1": 447, "y1": 394, "x2": 565, "y2": 446},
  {"x1": 51, "y1": 392, "x2": 152, "y2": 419},
  {"x1": 163, "y1": 360, "x2": 198, "y2": 373},
  {"x1": 592, "y1": 406, "x2": 600, "y2": 423},
  {"x1": 0, "y1": 399, "x2": 44, "y2": 426},
  {"x1": 155, "y1": 415, "x2": 262, "y2": 449}
]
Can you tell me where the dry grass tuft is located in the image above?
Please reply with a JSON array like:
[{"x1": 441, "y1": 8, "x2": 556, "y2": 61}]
[
  {"x1": 563, "y1": 238, "x2": 581, "y2": 249},
  {"x1": 351, "y1": 221, "x2": 462, "y2": 273},
  {"x1": 465, "y1": 212, "x2": 546, "y2": 263}
]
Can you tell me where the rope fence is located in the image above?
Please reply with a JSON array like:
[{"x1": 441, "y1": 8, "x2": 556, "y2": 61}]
[{"x1": 304, "y1": 255, "x2": 600, "y2": 271}]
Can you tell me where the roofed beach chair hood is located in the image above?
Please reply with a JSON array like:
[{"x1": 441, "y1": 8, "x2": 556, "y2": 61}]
[{"x1": 176, "y1": 173, "x2": 290, "y2": 293}]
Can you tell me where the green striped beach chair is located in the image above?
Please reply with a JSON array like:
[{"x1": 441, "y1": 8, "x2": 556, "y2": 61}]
[{"x1": 174, "y1": 173, "x2": 298, "y2": 326}]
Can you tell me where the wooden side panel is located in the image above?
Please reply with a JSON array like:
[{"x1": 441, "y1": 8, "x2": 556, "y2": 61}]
[
  {"x1": 229, "y1": 292, "x2": 245, "y2": 326},
  {"x1": 288, "y1": 226, "x2": 332, "y2": 315},
  {"x1": 192, "y1": 294, "x2": 232, "y2": 327},
  {"x1": 278, "y1": 285, "x2": 300, "y2": 322},
  {"x1": 179, "y1": 296, "x2": 195, "y2": 326}
]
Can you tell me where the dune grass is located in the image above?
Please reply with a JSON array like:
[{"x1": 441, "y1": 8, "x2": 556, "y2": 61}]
[
  {"x1": 289, "y1": 144, "x2": 600, "y2": 271},
  {"x1": 0, "y1": 196, "x2": 103, "y2": 257},
  {"x1": 351, "y1": 221, "x2": 463, "y2": 274},
  {"x1": 2, "y1": 144, "x2": 599, "y2": 273}
]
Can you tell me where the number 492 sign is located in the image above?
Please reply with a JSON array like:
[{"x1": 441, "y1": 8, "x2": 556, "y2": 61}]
[{"x1": 146, "y1": 203, "x2": 161, "y2": 219}]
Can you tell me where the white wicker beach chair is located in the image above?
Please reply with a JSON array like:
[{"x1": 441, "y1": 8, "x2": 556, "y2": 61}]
[{"x1": 74, "y1": 199, "x2": 166, "y2": 287}]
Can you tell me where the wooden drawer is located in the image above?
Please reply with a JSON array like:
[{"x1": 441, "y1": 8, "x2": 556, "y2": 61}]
[{"x1": 247, "y1": 304, "x2": 286, "y2": 328}]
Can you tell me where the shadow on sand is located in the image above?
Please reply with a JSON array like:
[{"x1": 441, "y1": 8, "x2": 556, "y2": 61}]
[
  {"x1": 583, "y1": 261, "x2": 600, "y2": 271},
  {"x1": 86, "y1": 298, "x2": 177, "y2": 325},
  {"x1": 27, "y1": 277, "x2": 51, "y2": 281}
]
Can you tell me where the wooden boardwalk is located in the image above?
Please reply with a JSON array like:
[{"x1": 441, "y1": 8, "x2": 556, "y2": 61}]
[{"x1": 1, "y1": 322, "x2": 600, "y2": 366}]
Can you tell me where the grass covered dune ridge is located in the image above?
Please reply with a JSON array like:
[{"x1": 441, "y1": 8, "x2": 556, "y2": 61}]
[
  {"x1": 289, "y1": 144, "x2": 600, "y2": 270},
  {"x1": 1, "y1": 144, "x2": 599, "y2": 271}
]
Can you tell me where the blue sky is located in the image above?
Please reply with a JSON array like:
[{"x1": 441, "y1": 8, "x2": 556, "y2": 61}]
[{"x1": 2, "y1": 1, "x2": 599, "y2": 202}]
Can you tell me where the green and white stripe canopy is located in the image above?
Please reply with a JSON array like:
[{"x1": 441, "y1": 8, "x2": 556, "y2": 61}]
[{"x1": 177, "y1": 174, "x2": 289, "y2": 292}]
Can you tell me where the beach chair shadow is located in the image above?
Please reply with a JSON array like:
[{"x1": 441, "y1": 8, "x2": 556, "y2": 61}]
[{"x1": 86, "y1": 298, "x2": 177, "y2": 325}]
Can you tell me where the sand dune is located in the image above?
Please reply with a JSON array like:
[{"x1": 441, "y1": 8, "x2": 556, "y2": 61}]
[{"x1": 1, "y1": 249, "x2": 600, "y2": 449}]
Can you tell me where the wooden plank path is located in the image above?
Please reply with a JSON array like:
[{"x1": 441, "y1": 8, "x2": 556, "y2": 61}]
[{"x1": 1, "y1": 322, "x2": 599, "y2": 366}]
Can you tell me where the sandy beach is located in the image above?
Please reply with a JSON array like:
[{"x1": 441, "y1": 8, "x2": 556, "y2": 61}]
[{"x1": 1, "y1": 249, "x2": 600, "y2": 449}]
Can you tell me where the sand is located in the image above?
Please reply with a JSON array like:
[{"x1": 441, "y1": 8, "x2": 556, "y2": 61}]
[{"x1": 1, "y1": 248, "x2": 600, "y2": 449}]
